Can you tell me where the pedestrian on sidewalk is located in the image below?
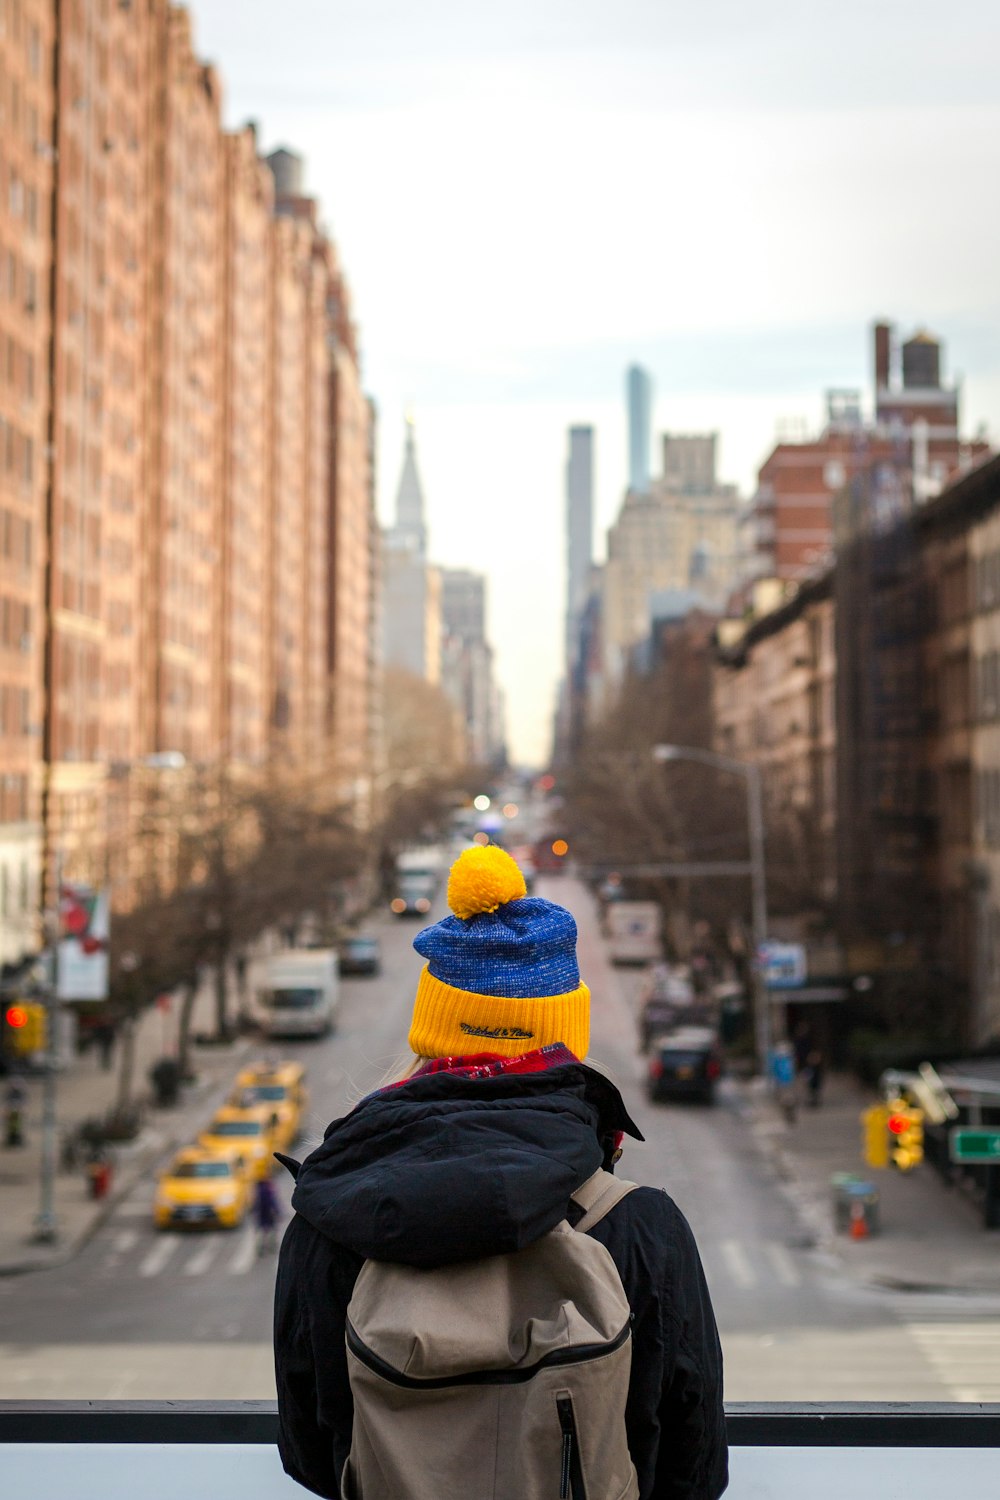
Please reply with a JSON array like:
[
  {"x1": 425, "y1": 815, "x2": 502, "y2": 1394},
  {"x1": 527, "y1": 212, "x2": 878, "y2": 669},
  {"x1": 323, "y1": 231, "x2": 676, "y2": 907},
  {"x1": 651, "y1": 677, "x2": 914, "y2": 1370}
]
[
  {"x1": 274, "y1": 846, "x2": 727, "y2": 1500},
  {"x1": 804, "y1": 1046, "x2": 825, "y2": 1108},
  {"x1": 253, "y1": 1174, "x2": 281, "y2": 1254},
  {"x1": 792, "y1": 1023, "x2": 824, "y2": 1109},
  {"x1": 94, "y1": 1020, "x2": 117, "y2": 1072}
]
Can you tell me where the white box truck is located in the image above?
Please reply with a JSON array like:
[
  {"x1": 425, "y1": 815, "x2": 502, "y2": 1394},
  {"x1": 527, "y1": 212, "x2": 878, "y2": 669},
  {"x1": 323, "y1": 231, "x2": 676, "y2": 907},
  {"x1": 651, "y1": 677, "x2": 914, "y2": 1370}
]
[
  {"x1": 390, "y1": 845, "x2": 448, "y2": 916},
  {"x1": 256, "y1": 949, "x2": 339, "y2": 1038},
  {"x1": 606, "y1": 901, "x2": 663, "y2": 966}
]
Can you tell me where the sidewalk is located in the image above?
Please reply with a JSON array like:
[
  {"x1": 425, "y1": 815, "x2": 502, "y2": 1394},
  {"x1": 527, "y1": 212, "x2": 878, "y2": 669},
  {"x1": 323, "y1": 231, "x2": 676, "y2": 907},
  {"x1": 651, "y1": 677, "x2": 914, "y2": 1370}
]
[
  {"x1": 743, "y1": 1069, "x2": 1000, "y2": 1294},
  {"x1": 0, "y1": 977, "x2": 257, "y2": 1276}
]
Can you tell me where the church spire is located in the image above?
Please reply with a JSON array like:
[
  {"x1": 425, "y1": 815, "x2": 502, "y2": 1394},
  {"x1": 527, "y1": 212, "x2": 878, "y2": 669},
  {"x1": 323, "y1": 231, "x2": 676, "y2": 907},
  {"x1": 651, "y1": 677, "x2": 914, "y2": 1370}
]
[{"x1": 392, "y1": 412, "x2": 427, "y2": 558}]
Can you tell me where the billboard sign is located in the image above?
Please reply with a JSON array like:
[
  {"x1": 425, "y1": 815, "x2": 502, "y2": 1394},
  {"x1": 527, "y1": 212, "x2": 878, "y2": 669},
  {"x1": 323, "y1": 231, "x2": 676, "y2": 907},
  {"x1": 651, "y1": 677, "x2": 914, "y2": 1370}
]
[
  {"x1": 758, "y1": 940, "x2": 807, "y2": 990},
  {"x1": 57, "y1": 883, "x2": 110, "y2": 1002}
]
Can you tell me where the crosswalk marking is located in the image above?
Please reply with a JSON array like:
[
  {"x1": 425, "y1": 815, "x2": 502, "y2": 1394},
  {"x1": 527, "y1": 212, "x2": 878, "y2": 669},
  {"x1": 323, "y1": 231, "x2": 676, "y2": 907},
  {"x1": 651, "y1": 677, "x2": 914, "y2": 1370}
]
[
  {"x1": 228, "y1": 1230, "x2": 258, "y2": 1275},
  {"x1": 906, "y1": 1323, "x2": 1000, "y2": 1400},
  {"x1": 138, "y1": 1236, "x2": 178, "y2": 1278},
  {"x1": 184, "y1": 1239, "x2": 221, "y2": 1276},
  {"x1": 103, "y1": 1219, "x2": 811, "y2": 1295},
  {"x1": 764, "y1": 1242, "x2": 801, "y2": 1288},
  {"x1": 719, "y1": 1239, "x2": 756, "y2": 1289}
]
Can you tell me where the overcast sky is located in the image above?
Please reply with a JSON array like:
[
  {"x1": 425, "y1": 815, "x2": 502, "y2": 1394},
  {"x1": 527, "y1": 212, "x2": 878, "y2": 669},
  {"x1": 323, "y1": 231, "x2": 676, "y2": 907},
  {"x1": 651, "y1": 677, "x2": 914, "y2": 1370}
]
[{"x1": 193, "y1": 0, "x2": 1000, "y2": 765}]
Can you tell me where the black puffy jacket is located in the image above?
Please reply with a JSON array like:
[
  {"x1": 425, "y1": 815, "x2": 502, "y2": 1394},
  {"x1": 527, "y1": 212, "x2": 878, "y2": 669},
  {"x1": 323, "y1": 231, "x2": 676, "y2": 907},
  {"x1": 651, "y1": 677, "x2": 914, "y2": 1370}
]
[{"x1": 273, "y1": 1060, "x2": 728, "y2": 1500}]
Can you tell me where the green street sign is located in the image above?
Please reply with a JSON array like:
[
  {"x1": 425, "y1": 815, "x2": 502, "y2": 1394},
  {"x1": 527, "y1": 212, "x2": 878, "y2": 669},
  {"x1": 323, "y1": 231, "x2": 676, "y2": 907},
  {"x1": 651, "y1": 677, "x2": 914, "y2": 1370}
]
[{"x1": 949, "y1": 1128, "x2": 1000, "y2": 1164}]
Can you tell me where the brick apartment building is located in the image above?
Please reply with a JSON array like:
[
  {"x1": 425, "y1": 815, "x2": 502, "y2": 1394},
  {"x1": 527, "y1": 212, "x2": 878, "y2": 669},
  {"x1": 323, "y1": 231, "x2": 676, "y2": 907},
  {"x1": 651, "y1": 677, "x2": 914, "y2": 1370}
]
[
  {"x1": 0, "y1": 1, "x2": 52, "y2": 965},
  {"x1": 741, "y1": 321, "x2": 991, "y2": 588},
  {"x1": 0, "y1": 2, "x2": 378, "y2": 957},
  {"x1": 715, "y1": 451, "x2": 1000, "y2": 1049}
]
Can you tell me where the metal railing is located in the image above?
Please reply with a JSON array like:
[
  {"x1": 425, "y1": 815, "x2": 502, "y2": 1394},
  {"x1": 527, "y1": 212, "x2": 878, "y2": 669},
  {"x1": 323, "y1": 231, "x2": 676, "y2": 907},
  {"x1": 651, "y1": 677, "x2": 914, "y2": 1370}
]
[{"x1": 3, "y1": 1401, "x2": 1000, "y2": 1500}]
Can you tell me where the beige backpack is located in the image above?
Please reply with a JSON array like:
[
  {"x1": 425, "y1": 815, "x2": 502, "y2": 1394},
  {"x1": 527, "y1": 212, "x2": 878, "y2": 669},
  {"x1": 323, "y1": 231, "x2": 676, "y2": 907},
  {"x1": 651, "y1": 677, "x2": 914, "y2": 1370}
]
[{"x1": 341, "y1": 1169, "x2": 640, "y2": 1500}]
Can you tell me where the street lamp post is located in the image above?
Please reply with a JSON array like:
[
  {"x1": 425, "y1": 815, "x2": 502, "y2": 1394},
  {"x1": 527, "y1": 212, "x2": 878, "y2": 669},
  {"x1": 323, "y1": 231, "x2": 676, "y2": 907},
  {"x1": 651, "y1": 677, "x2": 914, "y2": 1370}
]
[{"x1": 652, "y1": 743, "x2": 772, "y2": 1075}]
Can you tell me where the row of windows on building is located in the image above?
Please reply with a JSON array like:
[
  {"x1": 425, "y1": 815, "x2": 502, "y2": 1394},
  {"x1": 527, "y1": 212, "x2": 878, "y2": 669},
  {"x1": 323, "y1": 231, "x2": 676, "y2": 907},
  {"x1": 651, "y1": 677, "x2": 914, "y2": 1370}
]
[
  {"x1": 0, "y1": 504, "x2": 31, "y2": 564},
  {"x1": 0, "y1": 328, "x2": 34, "y2": 397},
  {"x1": 4, "y1": 163, "x2": 40, "y2": 234},
  {"x1": 0, "y1": 771, "x2": 29, "y2": 824},
  {"x1": 974, "y1": 551, "x2": 1000, "y2": 615},
  {"x1": 0, "y1": 70, "x2": 44, "y2": 160},
  {"x1": 0, "y1": 412, "x2": 34, "y2": 485},
  {"x1": 975, "y1": 652, "x2": 1000, "y2": 722},
  {"x1": 0, "y1": 856, "x2": 32, "y2": 919},
  {"x1": 976, "y1": 768, "x2": 1000, "y2": 849},
  {"x1": 0, "y1": 684, "x2": 30, "y2": 737},
  {"x1": 0, "y1": 4, "x2": 44, "y2": 76},
  {"x1": 0, "y1": 242, "x2": 38, "y2": 316},
  {"x1": 0, "y1": 592, "x2": 29, "y2": 650}
]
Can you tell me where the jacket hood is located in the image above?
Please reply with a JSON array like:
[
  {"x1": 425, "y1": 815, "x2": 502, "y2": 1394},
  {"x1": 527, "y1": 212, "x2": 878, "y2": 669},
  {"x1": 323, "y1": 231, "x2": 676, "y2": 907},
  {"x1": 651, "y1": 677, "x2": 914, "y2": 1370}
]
[{"x1": 286, "y1": 1062, "x2": 642, "y2": 1268}]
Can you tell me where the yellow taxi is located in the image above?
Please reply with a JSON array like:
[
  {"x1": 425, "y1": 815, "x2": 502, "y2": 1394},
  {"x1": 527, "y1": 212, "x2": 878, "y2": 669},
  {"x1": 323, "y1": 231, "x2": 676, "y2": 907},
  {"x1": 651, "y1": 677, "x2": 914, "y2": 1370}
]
[
  {"x1": 229, "y1": 1061, "x2": 308, "y2": 1152},
  {"x1": 199, "y1": 1103, "x2": 277, "y2": 1180},
  {"x1": 153, "y1": 1144, "x2": 251, "y2": 1230}
]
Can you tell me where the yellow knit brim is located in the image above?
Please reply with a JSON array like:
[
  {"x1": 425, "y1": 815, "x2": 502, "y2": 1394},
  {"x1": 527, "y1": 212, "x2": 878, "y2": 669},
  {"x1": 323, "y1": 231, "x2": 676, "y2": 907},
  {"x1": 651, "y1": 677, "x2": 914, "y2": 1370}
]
[{"x1": 408, "y1": 965, "x2": 590, "y2": 1061}]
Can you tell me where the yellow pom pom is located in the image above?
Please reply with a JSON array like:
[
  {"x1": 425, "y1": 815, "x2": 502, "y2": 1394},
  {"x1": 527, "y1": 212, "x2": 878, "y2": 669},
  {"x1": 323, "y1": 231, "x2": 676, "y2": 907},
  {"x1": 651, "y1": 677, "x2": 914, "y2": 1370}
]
[{"x1": 447, "y1": 846, "x2": 527, "y2": 920}]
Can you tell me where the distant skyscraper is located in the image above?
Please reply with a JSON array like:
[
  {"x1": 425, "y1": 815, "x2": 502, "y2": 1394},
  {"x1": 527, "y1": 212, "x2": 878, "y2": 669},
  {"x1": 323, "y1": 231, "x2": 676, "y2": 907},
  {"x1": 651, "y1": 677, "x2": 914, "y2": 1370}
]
[
  {"x1": 393, "y1": 413, "x2": 427, "y2": 558},
  {"x1": 627, "y1": 365, "x2": 652, "y2": 494},
  {"x1": 566, "y1": 426, "x2": 594, "y2": 667},
  {"x1": 383, "y1": 417, "x2": 441, "y2": 681}
]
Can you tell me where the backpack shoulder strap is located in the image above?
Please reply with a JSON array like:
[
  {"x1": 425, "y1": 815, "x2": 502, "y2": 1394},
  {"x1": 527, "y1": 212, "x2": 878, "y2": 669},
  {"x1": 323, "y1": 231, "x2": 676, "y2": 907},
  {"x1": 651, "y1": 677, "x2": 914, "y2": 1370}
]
[{"x1": 570, "y1": 1169, "x2": 639, "y2": 1234}]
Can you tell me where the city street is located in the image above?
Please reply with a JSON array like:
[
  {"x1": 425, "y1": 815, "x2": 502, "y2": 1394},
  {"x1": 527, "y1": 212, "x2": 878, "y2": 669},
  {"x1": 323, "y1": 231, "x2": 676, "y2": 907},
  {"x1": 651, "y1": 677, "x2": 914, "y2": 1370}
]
[{"x1": 1, "y1": 876, "x2": 999, "y2": 1402}]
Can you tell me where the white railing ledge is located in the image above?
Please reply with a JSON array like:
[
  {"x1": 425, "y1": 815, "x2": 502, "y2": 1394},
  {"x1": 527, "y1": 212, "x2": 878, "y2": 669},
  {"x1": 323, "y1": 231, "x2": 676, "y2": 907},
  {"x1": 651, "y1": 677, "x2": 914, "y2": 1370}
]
[{"x1": 2, "y1": 1401, "x2": 1000, "y2": 1500}]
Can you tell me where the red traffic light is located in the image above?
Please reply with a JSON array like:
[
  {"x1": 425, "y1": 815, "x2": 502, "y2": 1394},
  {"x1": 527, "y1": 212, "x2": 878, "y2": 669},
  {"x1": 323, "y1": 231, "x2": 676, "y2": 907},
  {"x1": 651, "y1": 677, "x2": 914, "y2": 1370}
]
[
  {"x1": 887, "y1": 1113, "x2": 908, "y2": 1135},
  {"x1": 5, "y1": 1004, "x2": 28, "y2": 1029}
]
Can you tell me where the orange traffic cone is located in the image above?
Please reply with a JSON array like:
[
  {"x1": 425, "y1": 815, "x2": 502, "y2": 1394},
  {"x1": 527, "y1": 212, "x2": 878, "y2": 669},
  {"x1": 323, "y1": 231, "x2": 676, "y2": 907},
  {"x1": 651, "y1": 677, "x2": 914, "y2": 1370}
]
[{"x1": 849, "y1": 1202, "x2": 869, "y2": 1240}]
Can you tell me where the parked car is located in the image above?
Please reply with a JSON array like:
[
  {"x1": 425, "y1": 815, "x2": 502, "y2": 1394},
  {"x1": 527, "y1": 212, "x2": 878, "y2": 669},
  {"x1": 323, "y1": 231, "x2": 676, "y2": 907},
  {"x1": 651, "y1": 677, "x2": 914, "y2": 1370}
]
[
  {"x1": 153, "y1": 1145, "x2": 250, "y2": 1230},
  {"x1": 229, "y1": 1059, "x2": 308, "y2": 1150},
  {"x1": 339, "y1": 934, "x2": 381, "y2": 976},
  {"x1": 637, "y1": 964, "x2": 710, "y2": 1051},
  {"x1": 647, "y1": 1025, "x2": 722, "y2": 1105}
]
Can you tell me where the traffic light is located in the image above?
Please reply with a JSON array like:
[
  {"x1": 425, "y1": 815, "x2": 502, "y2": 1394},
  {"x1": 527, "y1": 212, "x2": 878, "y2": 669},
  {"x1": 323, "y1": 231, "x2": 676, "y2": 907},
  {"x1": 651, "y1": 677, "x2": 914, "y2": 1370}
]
[
  {"x1": 886, "y1": 1099, "x2": 924, "y2": 1171},
  {"x1": 3, "y1": 1001, "x2": 47, "y2": 1055},
  {"x1": 861, "y1": 1102, "x2": 890, "y2": 1168}
]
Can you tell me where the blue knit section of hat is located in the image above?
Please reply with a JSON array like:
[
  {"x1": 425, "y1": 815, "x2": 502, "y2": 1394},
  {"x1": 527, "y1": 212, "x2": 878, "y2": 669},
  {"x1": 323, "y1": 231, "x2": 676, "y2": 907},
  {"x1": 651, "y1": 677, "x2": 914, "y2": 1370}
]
[{"x1": 413, "y1": 897, "x2": 581, "y2": 998}]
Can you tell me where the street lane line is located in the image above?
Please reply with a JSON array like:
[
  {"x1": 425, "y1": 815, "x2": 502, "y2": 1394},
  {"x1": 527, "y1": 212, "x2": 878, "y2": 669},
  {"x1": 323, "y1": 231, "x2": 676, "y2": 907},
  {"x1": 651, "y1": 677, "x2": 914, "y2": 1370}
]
[
  {"x1": 228, "y1": 1230, "x2": 257, "y2": 1275},
  {"x1": 184, "y1": 1239, "x2": 221, "y2": 1276},
  {"x1": 111, "y1": 1229, "x2": 140, "y2": 1255},
  {"x1": 138, "y1": 1237, "x2": 179, "y2": 1278},
  {"x1": 764, "y1": 1242, "x2": 802, "y2": 1287},
  {"x1": 720, "y1": 1239, "x2": 756, "y2": 1289}
]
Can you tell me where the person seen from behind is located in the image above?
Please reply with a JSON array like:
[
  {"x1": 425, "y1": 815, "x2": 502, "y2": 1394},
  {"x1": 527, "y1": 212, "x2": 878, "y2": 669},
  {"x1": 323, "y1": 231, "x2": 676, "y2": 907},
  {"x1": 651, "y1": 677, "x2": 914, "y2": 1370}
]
[{"x1": 274, "y1": 846, "x2": 728, "y2": 1500}]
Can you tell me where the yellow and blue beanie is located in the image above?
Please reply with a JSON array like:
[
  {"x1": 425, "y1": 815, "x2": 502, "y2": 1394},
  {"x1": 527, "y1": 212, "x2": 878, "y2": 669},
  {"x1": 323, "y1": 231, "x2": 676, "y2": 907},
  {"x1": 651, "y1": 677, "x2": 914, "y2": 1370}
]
[{"x1": 408, "y1": 845, "x2": 590, "y2": 1061}]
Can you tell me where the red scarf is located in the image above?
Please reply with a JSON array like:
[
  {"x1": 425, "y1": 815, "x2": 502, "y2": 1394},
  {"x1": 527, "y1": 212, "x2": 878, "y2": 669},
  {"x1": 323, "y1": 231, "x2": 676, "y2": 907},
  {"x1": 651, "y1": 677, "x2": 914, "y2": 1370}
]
[
  {"x1": 378, "y1": 1043, "x2": 624, "y2": 1159},
  {"x1": 387, "y1": 1041, "x2": 579, "y2": 1089}
]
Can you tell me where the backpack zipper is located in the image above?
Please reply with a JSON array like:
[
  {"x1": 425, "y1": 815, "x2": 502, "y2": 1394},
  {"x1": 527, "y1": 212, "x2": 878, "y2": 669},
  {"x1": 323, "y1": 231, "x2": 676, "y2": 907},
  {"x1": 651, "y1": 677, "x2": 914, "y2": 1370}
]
[
  {"x1": 346, "y1": 1317, "x2": 630, "y2": 1389},
  {"x1": 556, "y1": 1395, "x2": 587, "y2": 1500}
]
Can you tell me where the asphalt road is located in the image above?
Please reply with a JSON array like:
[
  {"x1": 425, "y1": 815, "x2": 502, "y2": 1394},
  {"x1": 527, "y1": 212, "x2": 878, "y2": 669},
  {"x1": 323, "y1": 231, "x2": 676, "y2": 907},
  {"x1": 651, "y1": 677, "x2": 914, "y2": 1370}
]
[{"x1": 1, "y1": 873, "x2": 999, "y2": 1401}]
